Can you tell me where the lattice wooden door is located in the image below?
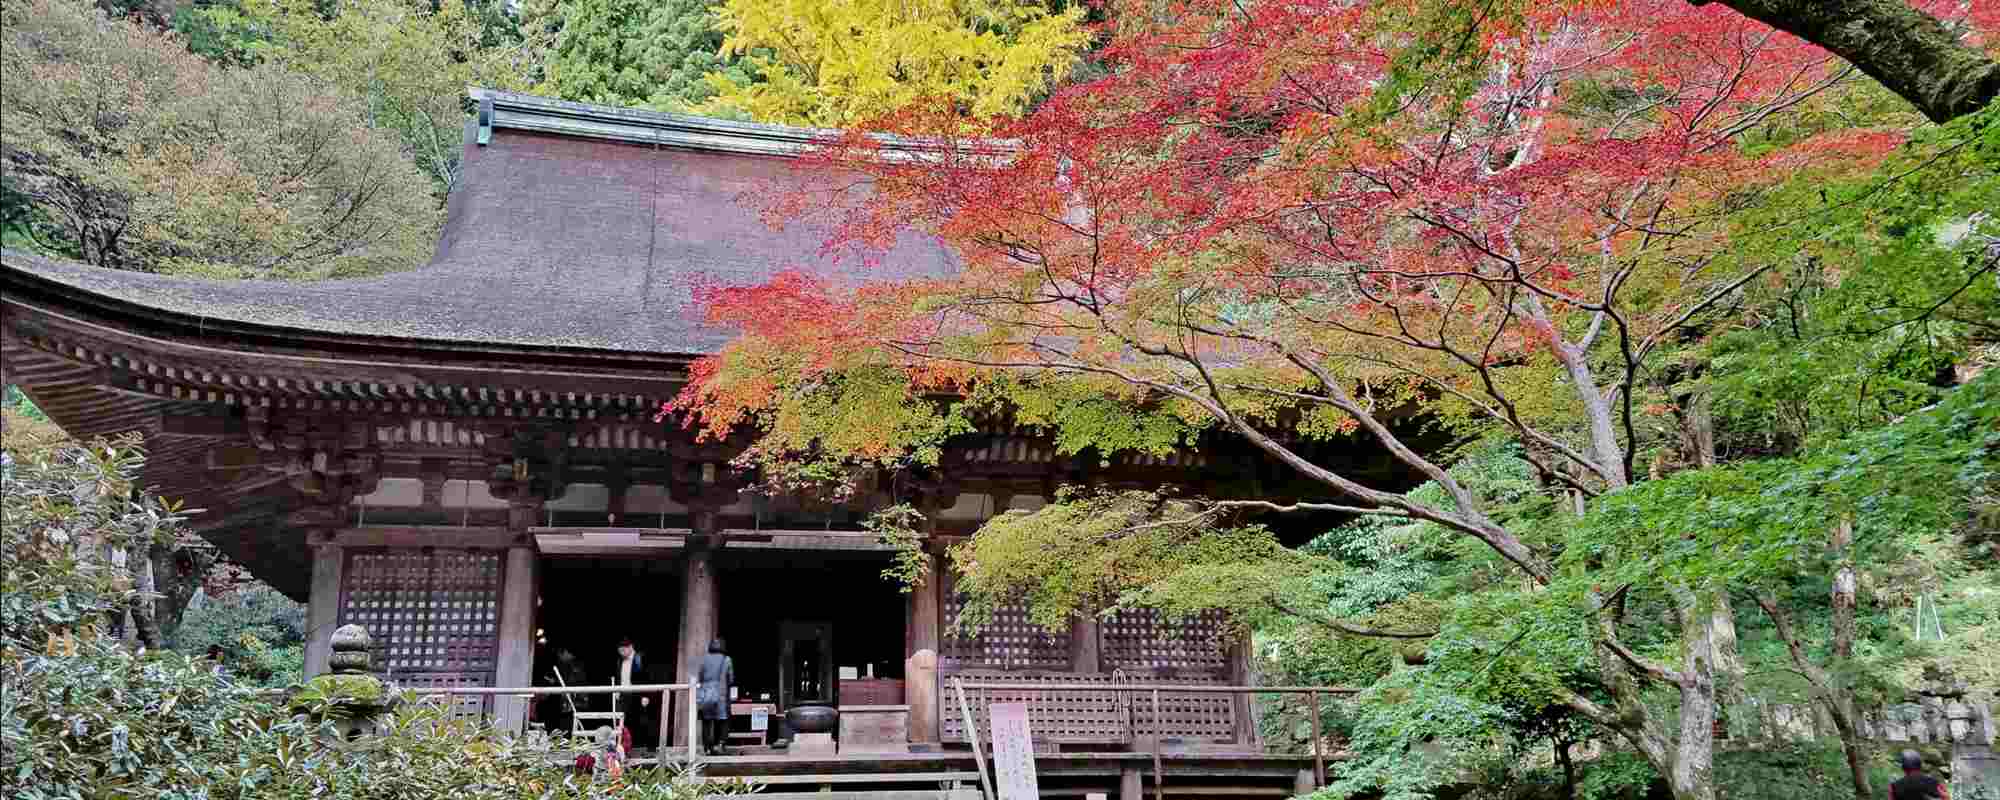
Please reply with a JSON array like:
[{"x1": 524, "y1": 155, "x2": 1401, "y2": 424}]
[{"x1": 338, "y1": 548, "x2": 504, "y2": 719}]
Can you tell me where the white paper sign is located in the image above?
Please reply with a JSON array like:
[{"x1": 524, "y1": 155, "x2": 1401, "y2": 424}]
[
  {"x1": 989, "y1": 702, "x2": 1039, "y2": 800},
  {"x1": 750, "y1": 707, "x2": 769, "y2": 732}
]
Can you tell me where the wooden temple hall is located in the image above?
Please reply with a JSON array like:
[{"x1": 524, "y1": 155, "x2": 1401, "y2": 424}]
[{"x1": 2, "y1": 92, "x2": 1404, "y2": 778}]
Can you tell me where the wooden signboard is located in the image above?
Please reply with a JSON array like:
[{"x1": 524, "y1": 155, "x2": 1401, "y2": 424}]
[{"x1": 990, "y1": 702, "x2": 1040, "y2": 800}]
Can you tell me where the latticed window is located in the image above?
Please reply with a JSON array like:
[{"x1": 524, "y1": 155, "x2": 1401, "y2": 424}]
[
  {"x1": 1100, "y1": 606, "x2": 1231, "y2": 676},
  {"x1": 940, "y1": 571, "x2": 1071, "y2": 671},
  {"x1": 337, "y1": 548, "x2": 503, "y2": 717}
]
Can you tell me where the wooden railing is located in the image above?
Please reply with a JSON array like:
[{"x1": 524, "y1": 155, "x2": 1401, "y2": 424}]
[
  {"x1": 950, "y1": 678, "x2": 1361, "y2": 800},
  {"x1": 414, "y1": 682, "x2": 697, "y2": 762}
]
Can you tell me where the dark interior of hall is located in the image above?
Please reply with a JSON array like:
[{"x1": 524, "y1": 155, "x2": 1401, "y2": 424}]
[
  {"x1": 717, "y1": 553, "x2": 907, "y2": 709},
  {"x1": 531, "y1": 555, "x2": 682, "y2": 736},
  {"x1": 526, "y1": 551, "x2": 906, "y2": 742}
]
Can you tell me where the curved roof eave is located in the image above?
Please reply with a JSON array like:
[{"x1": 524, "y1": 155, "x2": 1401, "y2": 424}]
[
  {"x1": 1, "y1": 251, "x2": 707, "y2": 375},
  {"x1": 0, "y1": 90, "x2": 967, "y2": 370}
]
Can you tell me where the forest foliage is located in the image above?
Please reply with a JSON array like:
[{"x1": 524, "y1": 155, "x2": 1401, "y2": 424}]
[
  {"x1": 0, "y1": 0, "x2": 439, "y2": 278},
  {"x1": 2, "y1": 0, "x2": 1998, "y2": 798}
]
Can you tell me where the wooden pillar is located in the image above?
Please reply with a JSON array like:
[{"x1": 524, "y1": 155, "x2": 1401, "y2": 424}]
[
  {"x1": 1071, "y1": 613, "x2": 1102, "y2": 674},
  {"x1": 908, "y1": 550, "x2": 942, "y2": 743},
  {"x1": 1229, "y1": 636, "x2": 1257, "y2": 746},
  {"x1": 492, "y1": 544, "x2": 538, "y2": 735},
  {"x1": 910, "y1": 554, "x2": 942, "y2": 655},
  {"x1": 674, "y1": 539, "x2": 719, "y2": 746},
  {"x1": 303, "y1": 535, "x2": 343, "y2": 678}
]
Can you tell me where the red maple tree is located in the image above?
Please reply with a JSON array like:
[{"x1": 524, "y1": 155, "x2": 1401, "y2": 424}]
[{"x1": 669, "y1": 2, "x2": 1993, "y2": 798}]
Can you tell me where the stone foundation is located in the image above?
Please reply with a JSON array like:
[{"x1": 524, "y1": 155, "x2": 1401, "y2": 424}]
[{"x1": 838, "y1": 704, "x2": 910, "y2": 753}]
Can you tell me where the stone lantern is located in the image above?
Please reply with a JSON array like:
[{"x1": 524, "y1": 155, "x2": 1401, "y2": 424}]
[{"x1": 292, "y1": 624, "x2": 396, "y2": 741}]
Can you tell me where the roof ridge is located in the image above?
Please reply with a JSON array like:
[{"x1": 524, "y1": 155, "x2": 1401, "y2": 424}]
[{"x1": 470, "y1": 88, "x2": 1017, "y2": 158}]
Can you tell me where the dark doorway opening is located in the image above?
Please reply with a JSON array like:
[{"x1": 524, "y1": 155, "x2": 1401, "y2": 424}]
[
  {"x1": 715, "y1": 554, "x2": 906, "y2": 715},
  {"x1": 531, "y1": 555, "x2": 682, "y2": 746}
]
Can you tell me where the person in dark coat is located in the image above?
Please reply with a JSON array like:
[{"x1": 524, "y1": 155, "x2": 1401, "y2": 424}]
[
  {"x1": 1890, "y1": 750, "x2": 1949, "y2": 799},
  {"x1": 696, "y1": 638, "x2": 735, "y2": 755},
  {"x1": 614, "y1": 637, "x2": 657, "y2": 748}
]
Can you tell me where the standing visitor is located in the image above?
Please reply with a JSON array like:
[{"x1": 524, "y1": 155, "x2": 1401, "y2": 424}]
[
  {"x1": 697, "y1": 638, "x2": 735, "y2": 755},
  {"x1": 1890, "y1": 750, "x2": 1950, "y2": 799},
  {"x1": 614, "y1": 637, "x2": 650, "y2": 751}
]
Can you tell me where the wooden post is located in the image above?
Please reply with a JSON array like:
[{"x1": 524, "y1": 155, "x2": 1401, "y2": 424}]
[
  {"x1": 1309, "y1": 690, "x2": 1325, "y2": 787},
  {"x1": 1120, "y1": 766, "x2": 1143, "y2": 800},
  {"x1": 909, "y1": 550, "x2": 942, "y2": 743},
  {"x1": 1228, "y1": 636, "x2": 1255, "y2": 746},
  {"x1": 686, "y1": 684, "x2": 699, "y2": 764},
  {"x1": 908, "y1": 649, "x2": 939, "y2": 747},
  {"x1": 1152, "y1": 689, "x2": 1164, "y2": 800},
  {"x1": 955, "y1": 677, "x2": 996, "y2": 800},
  {"x1": 1070, "y1": 613, "x2": 1102, "y2": 674},
  {"x1": 675, "y1": 533, "x2": 719, "y2": 749},
  {"x1": 303, "y1": 536, "x2": 343, "y2": 678},
  {"x1": 492, "y1": 544, "x2": 537, "y2": 735},
  {"x1": 659, "y1": 689, "x2": 671, "y2": 754}
]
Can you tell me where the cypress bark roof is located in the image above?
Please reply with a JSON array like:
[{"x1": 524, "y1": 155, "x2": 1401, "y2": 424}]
[{"x1": 1, "y1": 91, "x2": 960, "y2": 357}]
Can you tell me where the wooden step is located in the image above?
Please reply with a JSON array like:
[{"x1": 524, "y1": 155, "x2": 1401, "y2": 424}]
[
  {"x1": 715, "y1": 792, "x2": 980, "y2": 800},
  {"x1": 712, "y1": 771, "x2": 982, "y2": 786}
]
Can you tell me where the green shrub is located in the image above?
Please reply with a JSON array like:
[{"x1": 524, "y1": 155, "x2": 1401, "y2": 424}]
[
  {"x1": 2, "y1": 637, "x2": 733, "y2": 798},
  {"x1": 2, "y1": 433, "x2": 734, "y2": 798},
  {"x1": 170, "y1": 583, "x2": 306, "y2": 687}
]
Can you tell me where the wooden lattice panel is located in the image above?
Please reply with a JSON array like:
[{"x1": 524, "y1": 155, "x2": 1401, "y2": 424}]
[
  {"x1": 339, "y1": 549, "x2": 503, "y2": 683},
  {"x1": 402, "y1": 672, "x2": 492, "y2": 720},
  {"x1": 939, "y1": 672, "x2": 1237, "y2": 744},
  {"x1": 941, "y1": 671, "x2": 1131, "y2": 744},
  {"x1": 941, "y1": 574, "x2": 1071, "y2": 671},
  {"x1": 1128, "y1": 679, "x2": 1236, "y2": 742},
  {"x1": 1101, "y1": 607, "x2": 1230, "y2": 676}
]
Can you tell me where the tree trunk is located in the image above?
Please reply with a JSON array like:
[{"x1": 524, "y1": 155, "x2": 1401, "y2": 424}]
[
  {"x1": 146, "y1": 541, "x2": 216, "y2": 645},
  {"x1": 129, "y1": 543, "x2": 164, "y2": 650},
  {"x1": 1590, "y1": 586, "x2": 1724, "y2": 800},
  {"x1": 1677, "y1": 389, "x2": 1717, "y2": 469},
  {"x1": 1709, "y1": 591, "x2": 1746, "y2": 708},
  {"x1": 1697, "y1": 0, "x2": 2000, "y2": 123},
  {"x1": 1665, "y1": 586, "x2": 1721, "y2": 800},
  {"x1": 1831, "y1": 518, "x2": 1857, "y2": 661},
  {"x1": 1753, "y1": 586, "x2": 1872, "y2": 800},
  {"x1": 1555, "y1": 735, "x2": 1577, "y2": 799},
  {"x1": 1828, "y1": 518, "x2": 1870, "y2": 800},
  {"x1": 1667, "y1": 683, "x2": 1720, "y2": 800}
]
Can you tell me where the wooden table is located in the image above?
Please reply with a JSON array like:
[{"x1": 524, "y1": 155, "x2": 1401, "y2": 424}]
[{"x1": 728, "y1": 702, "x2": 777, "y2": 746}]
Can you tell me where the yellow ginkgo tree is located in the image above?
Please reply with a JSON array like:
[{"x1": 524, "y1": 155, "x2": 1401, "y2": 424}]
[{"x1": 702, "y1": 0, "x2": 1092, "y2": 127}]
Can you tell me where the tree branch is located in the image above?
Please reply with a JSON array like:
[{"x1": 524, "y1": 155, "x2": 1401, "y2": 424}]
[{"x1": 1267, "y1": 598, "x2": 1440, "y2": 639}]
